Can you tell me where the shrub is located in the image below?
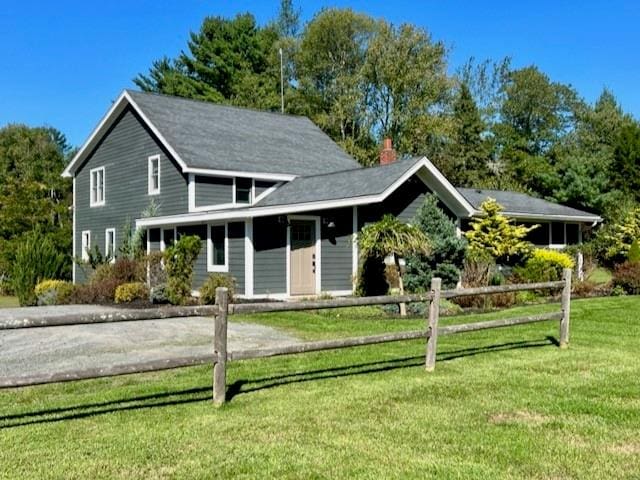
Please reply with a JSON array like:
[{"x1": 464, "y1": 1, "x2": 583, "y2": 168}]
[
  {"x1": 114, "y1": 282, "x2": 149, "y2": 303},
  {"x1": 514, "y1": 249, "x2": 575, "y2": 283},
  {"x1": 199, "y1": 273, "x2": 237, "y2": 304},
  {"x1": 599, "y1": 206, "x2": 640, "y2": 263},
  {"x1": 612, "y1": 261, "x2": 640, "y2": 295},
  {"x1": 34, "y1": 279, "x2": 74, "y2": 306},
  {"x1": 145, "y1": 251, "x2": 166, "y2": 287},
  {"x1": 12, "y1": 230, "x2": 69, "y2": 306},
  {"x1": 164, "y1": 235, "x2": 202, "y2": 305},
  {"x1": 80, "y1": 257, "x2": 147, "y2": 303},
  {"x1": 454, "y1": 252, "x2": 495, "y2": 309},
  {"x1": 404, "y1": 194, "x2": 466, "y2": 291},
  {"x1": 628, "y1": 240, "x2": 640, "y2": 263},
  {"x1": 465, "y1": 198, "x2": 536, "y2": 265},
  {"x1": 150, "y1": 283, "x2": 170, "y2": 304}
]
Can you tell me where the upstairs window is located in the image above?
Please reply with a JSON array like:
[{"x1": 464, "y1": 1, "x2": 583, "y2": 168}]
[
  {"x1": 235, "y1": 178, "x2": 252, "y2": 204},
  {"x1": 148, "y1": 155, "x2": 160, "y2": 195},
  {"x1": 90, "y1": 167, "x2": 105, "y2": 206}
]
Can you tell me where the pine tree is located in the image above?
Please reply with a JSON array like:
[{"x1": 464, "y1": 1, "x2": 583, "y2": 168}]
[
  {"x1": 448, "y1": 82, "x2": 492, "y2": 186},
  {"x1": 404, "y1": 194, "x2": 467, "y2": 290}
]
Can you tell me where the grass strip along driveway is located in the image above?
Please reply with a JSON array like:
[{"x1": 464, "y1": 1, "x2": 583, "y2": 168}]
[{"x1": 1, "y1": 296, "x2": 639, "y2": 479}]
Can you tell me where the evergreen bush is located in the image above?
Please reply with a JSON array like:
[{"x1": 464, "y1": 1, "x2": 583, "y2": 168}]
[
  {"x1": 34, "y1": 279, "x2": 74, "y2": 306},
  {"x1": 12, "y1": 230, "x2": 68, "y2": 306},
  {"x1": 514, "y1": 248, "x2": 574, "y2": 282},
  {"x1": 164, "y1": 235, "x2": 202, "y2": 305},
  {"x1": 405, "y1": 194, "x2": 466, "y2": 291}
]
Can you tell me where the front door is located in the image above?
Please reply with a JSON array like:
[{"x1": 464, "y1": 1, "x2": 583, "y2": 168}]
[{"x1": 290, "y1": 220, "x2": 317, "y2": 296}]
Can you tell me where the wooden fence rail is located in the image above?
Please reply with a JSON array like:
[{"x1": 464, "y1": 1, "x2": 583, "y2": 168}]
[{"x1": 0, "y1": 269, "x2": 573, "y2": 405}]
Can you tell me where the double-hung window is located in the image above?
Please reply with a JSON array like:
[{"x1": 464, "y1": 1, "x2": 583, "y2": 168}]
[
  {"x1": 105, "y1": 228, "x2": 116, "y2": 263},
  {"x1": 235, "y1": 178, "x2": 252, "y2": 204},
  {"x1": 90, "y1": 167, "x2": 105, "y2": 206},
  {"x1": 81, "y1": 231, "x2": 91, "y2": 261},
  {"x1": 148, "y1": 155, "x2": 160, "y2": 195},
  {"x1": 207, "y1": 223, "x2": 228, "y2": 272}
]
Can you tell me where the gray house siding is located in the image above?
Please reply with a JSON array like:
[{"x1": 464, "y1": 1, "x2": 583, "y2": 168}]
[
  {"x1": 358, "y1": 176, "x2": 431, "y2": 229},
  {"x1": 228, "y1": 222, "x2": 245, "y2": 295},
  {"x1": 74, "y1": 106, "x2": 188, "y2": 282},
  {"x1": 255, "y1": 180, "x2": 277, "y2": 198},
  {"x1": 194, "y1": 176, "x2": 233, "y2": 208},
  {"x1": 319, "y1": 208, "x2": 353, "y2": 292},
  {"x1": 253, "y1": 216, "x2": 287, "y2": 295}
]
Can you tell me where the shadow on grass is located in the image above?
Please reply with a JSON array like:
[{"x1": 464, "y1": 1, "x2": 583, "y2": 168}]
[{"x1": 0, "y1": 336, "x2": 557, "y2": 428}]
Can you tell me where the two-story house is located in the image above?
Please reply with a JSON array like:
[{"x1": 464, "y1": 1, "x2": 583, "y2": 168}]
[{"x1": 62, "y1": 90, "x2": 602, "y2": 298}]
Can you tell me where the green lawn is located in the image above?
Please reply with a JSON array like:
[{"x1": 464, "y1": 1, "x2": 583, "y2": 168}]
[
  {"x1": 587, "y1": 267, "x2": 613, "y2": 285},
  {"x1": 1, "y1": 297, "x2": 639, "y2": 479},
  {"x1": 0, "y1": 296, "x2": 18, "y2": 308}
]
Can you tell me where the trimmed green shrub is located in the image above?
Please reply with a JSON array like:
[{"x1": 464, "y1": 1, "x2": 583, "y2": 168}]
[
  {"x1": 150, "y1": 284, "x2": 170, "y2": 304},
  {"x1": 405, "y1": 194, "x2": 467, "y2": 291},
  {"x1": 199, "y1": 273, "x2": 237, "y2": 304},
  {"x1": 34, "y1": 279, "x2": 74, "y2": 306},
  {"x1": 612, "y1": 261, "x2": 640, "y2": 295},
  {"x1": 628, "y1": 240, "x2": 640, "y2": 263},
  {"x1": 514, "y1": 248, "x2": 574, "y2": 283},
  {"x1": 164, "y1": 235, "x2": 202, "y2": 305},
  {"x1": 12, "y1": 230, "x2": 68, "y2": 306},
  {"x1": 114, "y1": 282, "x2": 149, "y2": 303}
]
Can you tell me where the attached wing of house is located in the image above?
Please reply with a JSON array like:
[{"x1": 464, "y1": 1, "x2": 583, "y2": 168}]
[{"x1": 65, "y1": 90, "x2": 602, "y2": 298}]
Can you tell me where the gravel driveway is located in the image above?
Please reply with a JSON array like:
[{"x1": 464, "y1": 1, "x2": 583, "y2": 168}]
[{"x1": 0, "y1": 305, "x2": 299, "y2": 379}]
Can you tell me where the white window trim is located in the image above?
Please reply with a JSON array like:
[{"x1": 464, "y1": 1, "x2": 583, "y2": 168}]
[
  {"x1": 148, "y1": 154, "x2": 161, "y2": 195},
  {"x1": 89, "y1": 166, "x2": 105, "y2": 207},
  {"x1": 105, "y1": 228, "x2": 116, "y2": 263},
  {"x1": 81, "y1": 230, "x2": 91, "y2": 261},
  {"x1": 207, "y1": 223, "x2": 229, "y2": 273},
  {"x1": 234, "y1": 177, "x2": 253, "y2": 206}
]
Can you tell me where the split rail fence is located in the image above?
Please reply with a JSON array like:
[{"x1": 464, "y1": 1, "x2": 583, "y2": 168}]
[{"x1": 0, "y1": 269, "x2": 572, "y2": 404}]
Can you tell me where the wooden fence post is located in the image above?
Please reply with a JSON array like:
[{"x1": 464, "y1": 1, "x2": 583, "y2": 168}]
[
  {"x1": 213, "y1": 287, "x2": 229, "y2": 404},
  {"x1": 425, "y1": 277, "x2": 442, "y2": 372},
  {"x1": 559, "y1": 268, "x2": 572, "y2": 349}
]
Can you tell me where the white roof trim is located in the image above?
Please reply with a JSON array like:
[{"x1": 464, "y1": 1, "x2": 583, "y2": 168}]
[
  {"x1": 135, "y1": 157, "x2": 475, "y2": 228},
  {"x1": 496, "y1": 211, "x2": 603, "y2": 223},
  {"x1": 62, "y1": 90, "x2": 189, "y2": 177},
  {"x1": 185, "y1": 168, "x2": 295, "y2": 182}
]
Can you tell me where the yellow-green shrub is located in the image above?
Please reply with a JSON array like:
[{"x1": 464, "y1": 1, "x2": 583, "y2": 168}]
[
  {"x1": 114, "y1": 282, "x2": 149, "y2": 304},
  {"x1": 515, "y1": 248, "x2": 574, "y2": 282},
  {"x1": 34, "y1": 279, "x2": 74, "y2": 306},
  {"x1": 199, "y1": 273, "x2": 236, "y2": 304}
]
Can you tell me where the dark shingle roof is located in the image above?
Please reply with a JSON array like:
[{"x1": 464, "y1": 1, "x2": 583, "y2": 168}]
[
  {"x1": 457, "y1": 188, "x2": 601, "y2": 220},
  {"x1": 256, "y1": 157, "x2": 423, "y2": 207},
  {"x1": 127, "y1": 90, "x2": 361, "y2": 176}
]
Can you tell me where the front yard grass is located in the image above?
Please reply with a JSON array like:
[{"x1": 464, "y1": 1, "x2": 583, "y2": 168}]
[
  {"x1": 0, "y1": 296, "x2": 18, "y2": 308},
  {"x1": 1, "y1": 296, "x2": 639, "y2": 478}
]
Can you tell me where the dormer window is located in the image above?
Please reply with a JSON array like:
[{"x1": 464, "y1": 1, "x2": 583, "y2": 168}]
[
  {"x1": 90, "y1": 167, "x2": 105, "y2": 206},
  {"x1": 148, "y1": 155, "x2": 160, "y2": 195},
  {"x1": 235, "y1": 178, "x2": 252, "y2": 204}
]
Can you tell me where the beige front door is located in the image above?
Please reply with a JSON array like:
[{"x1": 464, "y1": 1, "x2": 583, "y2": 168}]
[{"x1": 290, "y1": 220, "x2": 317, "y2": 296}]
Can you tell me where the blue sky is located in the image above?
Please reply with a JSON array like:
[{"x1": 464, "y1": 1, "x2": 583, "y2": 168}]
[{"x1": 1, "y1": 0, "x2": 638, "y2": 147}]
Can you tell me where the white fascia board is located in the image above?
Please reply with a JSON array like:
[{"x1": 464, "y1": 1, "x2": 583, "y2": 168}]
[
  {"x1": 472, "y1": 210, "x2": 603, "y2": 223},
  {"x1": 62, "y1": 91, "x2": 129, "y2": 177},
  {"x1": 62, "y1": 90, "x2": 189, "y2": 178},
  {"x1": 415, "y1": 157, "x2": 476, "y2": 216},
  {"x1": 184, "y1": 167, "x2": 295, "y2": 182}
]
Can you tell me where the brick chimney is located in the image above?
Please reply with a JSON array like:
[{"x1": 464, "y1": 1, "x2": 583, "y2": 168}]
[{"x1": 379, "y1": 138, "x2": 397, "y2": 165}]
